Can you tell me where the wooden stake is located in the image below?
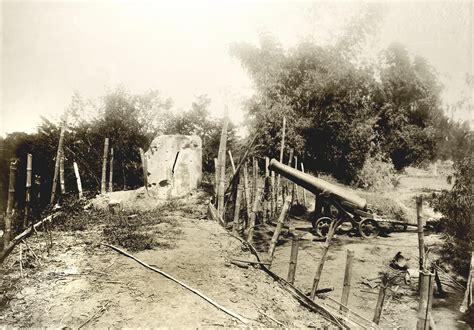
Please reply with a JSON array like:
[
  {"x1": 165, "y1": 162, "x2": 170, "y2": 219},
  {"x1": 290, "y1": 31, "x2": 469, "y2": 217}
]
[
  {"x1": 287, "y1": 234, "x2": 299, "y2": 284},
  {"x1": 139, "y1": 147, "x2": 148, "y2": 193},
  {"x1": 214, "y1": 157, "x2": 219, "y2": 200},
  {"x1": 270, "y1": 170, "x2": 275, "y2": 219},
  {"x1": 373, "y1": 275, "x2": 389, "y2": 324},
  {"x1": 276, "y1": 117, "x2": 286, "y2": 209},
  {"x1": 109, "y1": 148, "x2": 114, "y2": 192},
  {"x1": 293, "y1": 156, "x2": 300, "y2": 203},
  {"x1": 23, "y1": 154, "x2": 32, "y2": 228},
  {"x1": 101, "y1": 138, "x2": 109, "y2": 194},
  {"x1": 228, "y1": 150, "x2": 236, "y2": 174},
  {"x1": 243, "y1": 163, "x2": 252, "y2": 222},
  {"x1": 268, "y1": 196, "x2": 292, "y2": 264},
  {"x1": 50, "y1": 123, "x2": 66, "y2": 204},
  {"x1": 310, "y1": 219, "x2": 338, "y2": 299},
  {"x1": 217, "y1": 107, "x2": 229, "y2": 218},
  {"x1": 417, "y1": 196, "x2": 424, "y2": 274},
  {"x1": 262, "y1": 157, "x2": 270, "y2": 224},
  {"x1": 232, "y1": 176, "x2": 243, "y2": 235},
  {"x1": 301, "y1": 162, "x2": 307, "y2": 206},
  {"x1": 4, "y1": 160, "x2": 17, "y2": 251},
  {"x1": 59, "y1": 153, "x2": 65, "y2": 194},
  {"x1": 253, "y1": 157, "x2": 258, "y2": 199},
  {"x1": 246, "y1": 188, "x2": 262, "y2": 243},
  {"x1": 73, "y1": 162, "x2": 83, "y2": 199},
  {"x1": 417, "y1": 272, "x2": 435, "y2": 329},
  {"x1": 340, "y1": 250, "x2": 354, "y2": 313}
]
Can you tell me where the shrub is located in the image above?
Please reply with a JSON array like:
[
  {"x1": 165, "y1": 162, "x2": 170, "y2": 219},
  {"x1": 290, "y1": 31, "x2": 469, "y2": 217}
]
[{"x1": 356, "y1": 154, "x2": 398, "y2": 191}]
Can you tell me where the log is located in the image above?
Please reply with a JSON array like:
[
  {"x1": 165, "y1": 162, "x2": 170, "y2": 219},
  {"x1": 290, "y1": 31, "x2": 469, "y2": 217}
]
[
  {"x1": 101, "y1": 138, "x2": 109, "y2": 194},
  {"x1": 23, "y1": 154, "x2": 32, "y2": 227},
  {"x1": 73, "y1": 162, "x2": 83, "y2": 199},
  {"x1": 340, "y1": 250, "x2": 354, "y2": 312},
  {"x1": 102, "y1": 243, "x2": 248, "y2": 324},
  {"x1": 246, "y1": 188, "x2": 262, "y2": 243},
  {"x1": 310, "y1": 219, "x2": 338, "y2": 299},
  {"x1": 4, "y1": 160, "x2": 17, "y2": 251},
  {"x1": 268, "y1": 196, "x2": 292, "y2": 264},
  {"x1": 287, "y1": 234, "x2": 299, "y2": 284},
  {"x1": 109, "y1": 148, "x2": 114, "y2": 192},
  {"x1": 232, "y1": 176, "x2": 243, "y2": 235},
  {"x1": 217, "y1": 107, "x2": 229, "y2": 218},
  {"x1": 50, "y1": 123, "x2": 66, "y2": 204}
]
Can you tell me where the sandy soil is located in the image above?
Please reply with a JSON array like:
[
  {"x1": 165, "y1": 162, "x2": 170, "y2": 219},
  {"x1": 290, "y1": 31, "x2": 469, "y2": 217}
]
[{"x1": 0, "y1": 193, "x2": 330, "y2": 328}]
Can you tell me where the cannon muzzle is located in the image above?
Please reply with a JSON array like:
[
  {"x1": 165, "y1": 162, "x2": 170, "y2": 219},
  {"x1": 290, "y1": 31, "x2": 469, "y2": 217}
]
[{"x1": 268, "y1": 159, "x2": 367, "y2": 210}]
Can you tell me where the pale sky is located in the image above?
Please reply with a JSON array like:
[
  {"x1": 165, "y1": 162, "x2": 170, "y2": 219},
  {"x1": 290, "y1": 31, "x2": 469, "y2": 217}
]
[{"x1": 1, "y1": 0, "x2": 473, "y2": 136}]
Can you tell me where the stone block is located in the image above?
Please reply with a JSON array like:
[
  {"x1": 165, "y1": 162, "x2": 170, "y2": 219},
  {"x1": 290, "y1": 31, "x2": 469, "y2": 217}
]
[{"x1": 145, "y1": 135, "x2": 202, "y2": 198}]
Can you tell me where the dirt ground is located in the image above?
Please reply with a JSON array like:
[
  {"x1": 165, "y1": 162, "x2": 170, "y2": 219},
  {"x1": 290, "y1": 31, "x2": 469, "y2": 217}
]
[
  {"x1": 261, "y1": 173, "x2": 467, "y2": 329},
  {"x1": 0, "y1": 193, "x2": 331, "y2": 328},
  {"x1": 0, "y1": 171, "x2": 467, "y2": 328}
]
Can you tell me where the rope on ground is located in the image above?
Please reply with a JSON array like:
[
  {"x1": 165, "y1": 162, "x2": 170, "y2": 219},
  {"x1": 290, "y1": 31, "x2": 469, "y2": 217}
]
[{"x1": 101, "y1": 243, "x2": 249, "y2": 325}]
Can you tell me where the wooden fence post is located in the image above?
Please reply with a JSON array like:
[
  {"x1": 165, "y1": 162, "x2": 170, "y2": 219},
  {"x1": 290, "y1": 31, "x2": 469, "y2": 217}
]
[
  {"x1": 246, "y1": 188, "x2": 261, "y2": 243},
  {"x1": 109, "y1": 148, "x2": 114, "y2": 192},
  {"x1": 268, "y1": 196, "x2": 292, "y2": 264},
  {"x1": 417, "y1": 271, "x2": 435, "y2": 329},
  {"x1": 262, "y1": 157, "x2": 270, "y2": 224},
  {"x1": 23, "y1": 154, "x2": 32, "y2": 227},
  {"x1": 301, "y1": 162, "x2": 307, "y2": 206},
  {"x1": 270, "y1": 170, "x2": 275, "y2": 219},
  {"x1": 139, "y1": 147, "x2": 148, "y2": 193},
  {"x1": 101, "y1": 138, "x2": 109, "y2": 194},
  {"x1": 228, "y1": 150, "x2": 236, "y2": 174},
  {"x1": 310, "y1": 219, "x2": 338, "y2": 299},
  {"x1": 373, "y1": 275, "x2": 389, "y2": 324},
  {"x1": 217, "y1": 107, "x2": 229, "y2": 218},
  {"x1": 243, "y1": 163, "x2": 252, "y2": 221},
  {"x1": 4, "y1": 160, "x2": 18, "y2": 251},
  {"x1": 276, "y1": 116, "x2": 286, "y2": 210},
  {"x1": 340, "y1": 250, "x2": 354, "y2": 312},
  {"x1": 50, "y1": 123, "x2": 66, "y2": 204},
  {"x1": 293, "y1": 156, "x2": 300, "y2": 203},
  {"x1": 73, "y1": 162, "x2": 83, "y2": 199},
  {"x1": 59, "y1": 153, "x2": 66, "y2": 194},
  {"x1": 214, "y1": 157, "x2": 219, "y2": 200},
  {"x1": 287, "y1": 233, "x2": 300, "y2": 284},
  {"x1": 232, "y1": 175, "x2": 243, "y2": 235},
  {"x1": 417, "y1": 196, "x2": 424, "y2": 284}
]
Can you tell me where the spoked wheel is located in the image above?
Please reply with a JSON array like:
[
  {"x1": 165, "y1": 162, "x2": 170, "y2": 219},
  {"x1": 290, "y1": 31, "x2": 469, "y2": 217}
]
[
  {"x1": 314, "y1": 217, "x2": 333, "y2": 238},
  {"x1": 359, "y1": 218, "x2": 380, "y2": 239}
]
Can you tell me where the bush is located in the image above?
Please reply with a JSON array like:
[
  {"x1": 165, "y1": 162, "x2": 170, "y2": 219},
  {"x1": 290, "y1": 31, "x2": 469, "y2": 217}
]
[{"x1": 356, "y1": 154, "x2": 398, "y2": 191}]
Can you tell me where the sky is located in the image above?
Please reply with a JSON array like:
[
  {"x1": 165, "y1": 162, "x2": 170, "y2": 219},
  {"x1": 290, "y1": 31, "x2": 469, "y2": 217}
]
[{"x1": 1, "y1": 0, "x2": 473, "y2": 136}]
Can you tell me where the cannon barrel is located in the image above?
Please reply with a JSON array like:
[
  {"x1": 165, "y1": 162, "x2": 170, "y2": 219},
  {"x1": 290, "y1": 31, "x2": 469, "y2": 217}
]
[{"x1": 268, "y1": 159, "x2": 367, "y2": 210}]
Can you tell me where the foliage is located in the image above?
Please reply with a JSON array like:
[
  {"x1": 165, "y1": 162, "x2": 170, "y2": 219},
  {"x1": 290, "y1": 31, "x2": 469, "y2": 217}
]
[
  {"x1": 356, "y1": 153, "x2": 398, "y2": 191},
  {"x1": 430, "y1": 155, "x2": 473, "y2": 276},
  {"x1": 230, "y1": 26, "x2": 463, "y2": 182},
  {"x1": 164, "y1": 95, "x2": 237, "y2": 172}
]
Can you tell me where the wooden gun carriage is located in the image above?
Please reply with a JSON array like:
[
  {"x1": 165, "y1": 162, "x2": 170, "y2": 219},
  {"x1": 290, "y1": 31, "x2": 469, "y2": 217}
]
[{"x1": 268, "y1": 159, "x2": 391, "y2": 238}]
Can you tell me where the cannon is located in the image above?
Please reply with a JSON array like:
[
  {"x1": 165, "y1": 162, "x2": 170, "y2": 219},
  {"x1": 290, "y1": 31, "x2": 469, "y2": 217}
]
[{"x1": 268, "y1": 159, "x2": 382, "y2": 238}]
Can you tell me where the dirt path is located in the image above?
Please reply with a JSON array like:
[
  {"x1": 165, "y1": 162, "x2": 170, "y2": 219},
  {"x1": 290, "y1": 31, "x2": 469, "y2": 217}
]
[{"x1": 0, "y1": 195, "x2": 330, "y2": 328}]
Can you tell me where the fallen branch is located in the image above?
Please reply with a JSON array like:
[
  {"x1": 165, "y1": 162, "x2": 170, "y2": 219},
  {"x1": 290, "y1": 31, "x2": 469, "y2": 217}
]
[
  {"x1": 102, "y1": 243, "x2": 248, "y2": 325},
  {"x1": 78, "y1": 300, "x2": 111, "y2": 328},
  {"x1": 258, "y1": 310, "x2": 285, "y2": 327},
  {"x1": 1, "y1": 212, "x2": 61, "y2": 263}
]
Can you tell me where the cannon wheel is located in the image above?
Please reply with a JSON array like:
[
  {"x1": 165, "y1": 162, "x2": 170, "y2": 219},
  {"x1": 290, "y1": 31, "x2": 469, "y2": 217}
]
[
  {"x1": 359, "y1": 218, "x2": 380, "y2": 239},
  {"x1": 314, "y1": 217, "x2": 333, "y2": 238}
]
